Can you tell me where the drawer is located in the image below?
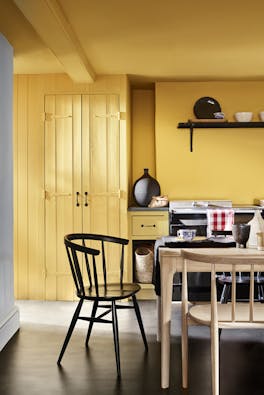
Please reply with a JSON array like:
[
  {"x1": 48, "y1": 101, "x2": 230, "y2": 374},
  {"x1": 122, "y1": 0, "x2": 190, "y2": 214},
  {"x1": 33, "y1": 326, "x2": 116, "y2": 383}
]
[{"x1": 132, "y1": 215, "x2": 168, "y2": 237}]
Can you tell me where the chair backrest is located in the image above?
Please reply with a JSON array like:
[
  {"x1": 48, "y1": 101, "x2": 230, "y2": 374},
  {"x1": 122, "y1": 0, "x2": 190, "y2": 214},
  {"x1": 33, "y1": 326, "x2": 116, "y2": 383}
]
[
  {"x1": 181, "y1": 249, "x2": 264, "y2": 325},
  {"x1": 64, "y1": 233, "x2": 129, "y2": 296}
]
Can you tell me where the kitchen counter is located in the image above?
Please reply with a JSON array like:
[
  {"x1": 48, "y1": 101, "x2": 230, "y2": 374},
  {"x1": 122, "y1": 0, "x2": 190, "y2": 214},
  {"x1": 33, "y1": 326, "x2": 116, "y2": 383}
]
[
  {"x1": 128, "y1": 206, "x2": 169, "y2": 211},
  {"x1": 170, "y1": 205, "x2": 263, "y2": 214},
  {"x1": 232, "y1": 204, "x2": 263, "y2": 211},
  {"x1": 128, "y1": 205, "x2": 262, "y2": 212}
]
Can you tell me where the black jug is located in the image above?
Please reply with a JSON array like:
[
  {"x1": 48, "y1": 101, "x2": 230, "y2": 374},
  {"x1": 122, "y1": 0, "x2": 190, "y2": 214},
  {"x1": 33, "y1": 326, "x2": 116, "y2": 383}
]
[{"x1": 133, "y1": 168, "x2": 160, "y2": 207}]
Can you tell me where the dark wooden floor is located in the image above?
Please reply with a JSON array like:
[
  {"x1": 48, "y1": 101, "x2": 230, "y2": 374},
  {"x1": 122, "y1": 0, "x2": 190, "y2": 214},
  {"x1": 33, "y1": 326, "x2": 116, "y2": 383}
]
[{"x1": 0, "y1": 300, "x2": 264, "y2": 395}]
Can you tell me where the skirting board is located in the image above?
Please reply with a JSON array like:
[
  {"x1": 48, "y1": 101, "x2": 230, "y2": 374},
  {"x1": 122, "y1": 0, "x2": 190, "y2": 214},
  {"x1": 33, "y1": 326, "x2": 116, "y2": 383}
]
[{"x1": 0, "y1": 306, "x2": 20, "y2": 351}]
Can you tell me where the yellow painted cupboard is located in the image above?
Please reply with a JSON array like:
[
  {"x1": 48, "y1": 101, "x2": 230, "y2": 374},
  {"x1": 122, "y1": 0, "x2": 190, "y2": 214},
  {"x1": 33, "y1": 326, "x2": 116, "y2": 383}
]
[{"x1": 14, "y1": 74, "x2": 131, "y2": 300}]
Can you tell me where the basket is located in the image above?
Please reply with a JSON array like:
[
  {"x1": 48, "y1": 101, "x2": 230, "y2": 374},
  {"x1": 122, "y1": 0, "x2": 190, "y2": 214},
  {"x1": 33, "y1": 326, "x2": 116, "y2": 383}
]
[{"x1": 134, "y1": 246, "x2": 154, "y2": 283}]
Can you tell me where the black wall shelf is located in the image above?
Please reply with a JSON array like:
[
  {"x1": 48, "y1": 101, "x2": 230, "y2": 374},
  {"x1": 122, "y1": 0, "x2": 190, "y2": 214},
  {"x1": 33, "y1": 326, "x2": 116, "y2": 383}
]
[{"x1": 177, "y1": 120, "x2": 264, "y2": 152}]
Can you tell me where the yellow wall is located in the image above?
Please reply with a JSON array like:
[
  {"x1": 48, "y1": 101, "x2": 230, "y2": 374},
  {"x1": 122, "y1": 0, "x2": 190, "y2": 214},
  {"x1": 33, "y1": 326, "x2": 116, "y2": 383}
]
[
  {"x1": 131, "y1": 89, "x2": 156, "y2": 201},
  {"x1": 155, "y1": 81, "x2": 264, "y2": 204}
]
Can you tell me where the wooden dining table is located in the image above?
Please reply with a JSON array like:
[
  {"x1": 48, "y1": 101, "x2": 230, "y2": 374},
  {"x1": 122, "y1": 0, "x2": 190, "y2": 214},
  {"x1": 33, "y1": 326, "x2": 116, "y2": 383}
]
[{"x1": 159, "y1": 246, "x2": 264, "y2": 389}]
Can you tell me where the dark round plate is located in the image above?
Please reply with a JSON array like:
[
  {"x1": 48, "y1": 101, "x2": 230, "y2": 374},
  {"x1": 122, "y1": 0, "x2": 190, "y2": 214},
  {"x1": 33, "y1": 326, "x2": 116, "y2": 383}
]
[{"x1": 193, "y1": 97, "x2": 221, "y2": 119}]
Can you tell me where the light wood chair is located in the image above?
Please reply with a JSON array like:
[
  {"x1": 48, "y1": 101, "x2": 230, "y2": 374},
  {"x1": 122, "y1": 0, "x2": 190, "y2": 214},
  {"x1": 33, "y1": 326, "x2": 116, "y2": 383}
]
[{"x1": 181, "y1": 250, "x2": 264, "y2": 395}]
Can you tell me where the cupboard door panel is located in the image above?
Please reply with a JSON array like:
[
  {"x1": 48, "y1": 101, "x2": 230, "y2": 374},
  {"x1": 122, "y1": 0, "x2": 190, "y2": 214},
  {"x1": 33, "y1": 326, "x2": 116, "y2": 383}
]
[
  {"x1": 72, "y1": 95, "x2": 83, "y2": 233},
  {"x1": 44, "y1": 94, "x2": 57, "y2": 300},
  {"x1": 82, "y1": 94, "x2": 121, "y2": 235},
  {"x1": 55, "y1": 95, "x2": 74, "y2": 285},
  {"x1": 81, "y1": 94, "x2": 90, "y2": 233},
  {"x1": 82, "y1": 95, "x2": 121, "y2": 281},
  {"x1": 106, "y1": 95, "x2": 121, "y2": 240}
]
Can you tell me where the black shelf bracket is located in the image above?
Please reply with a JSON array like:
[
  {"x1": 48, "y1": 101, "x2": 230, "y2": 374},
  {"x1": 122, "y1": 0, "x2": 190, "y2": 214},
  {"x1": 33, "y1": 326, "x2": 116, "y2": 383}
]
[{"x1": 190, "y1": 122, "x2": 194, "y2": 152}]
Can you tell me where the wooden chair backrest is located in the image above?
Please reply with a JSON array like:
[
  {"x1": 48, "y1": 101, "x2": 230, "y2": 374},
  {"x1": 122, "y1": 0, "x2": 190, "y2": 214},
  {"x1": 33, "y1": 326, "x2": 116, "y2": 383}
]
[{"x1": 181, "y1": 250, "x2": 264, "y2": 324}]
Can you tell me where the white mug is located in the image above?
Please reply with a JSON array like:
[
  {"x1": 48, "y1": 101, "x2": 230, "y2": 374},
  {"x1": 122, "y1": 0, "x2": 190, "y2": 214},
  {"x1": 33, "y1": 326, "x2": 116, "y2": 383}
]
[{"x1": 177, "y1": 229, "x2": 196, "y2": 241}]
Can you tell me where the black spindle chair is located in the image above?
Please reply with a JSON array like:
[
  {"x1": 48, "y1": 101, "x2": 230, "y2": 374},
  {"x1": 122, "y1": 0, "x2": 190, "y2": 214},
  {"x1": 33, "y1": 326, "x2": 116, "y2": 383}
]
[{"x1": 57, "y1": 233, "x2": 148, "y2": 377}]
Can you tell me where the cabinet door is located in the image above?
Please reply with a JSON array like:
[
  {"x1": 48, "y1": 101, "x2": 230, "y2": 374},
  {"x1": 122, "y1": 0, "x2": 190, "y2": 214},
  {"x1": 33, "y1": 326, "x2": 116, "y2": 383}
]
[
  {"x1": 44, "y1": 94, "x2": 122, "y2": 300},
  {"x1": 44, "y1": 94, "x2": 82, "y2": 300},
  {"x1": 82, "y1": 94, "x2": 122, "y2": 282}
]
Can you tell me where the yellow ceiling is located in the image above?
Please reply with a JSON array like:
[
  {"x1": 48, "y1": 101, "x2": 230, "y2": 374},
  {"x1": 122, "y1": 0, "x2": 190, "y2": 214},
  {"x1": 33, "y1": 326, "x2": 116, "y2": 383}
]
[{"x1": 1, "y1": 0, "x2": 264, "y2": 84}]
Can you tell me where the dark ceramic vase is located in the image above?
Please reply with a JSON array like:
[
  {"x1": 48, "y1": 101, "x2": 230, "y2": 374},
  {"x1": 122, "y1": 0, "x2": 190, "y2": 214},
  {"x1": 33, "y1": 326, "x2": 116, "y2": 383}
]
[
  {"x1": 133, "y1": 168, "x2": 160, "y2": 207},
  {"x1": 232, "y1": 223, "x2": 251, "y2": 248}
]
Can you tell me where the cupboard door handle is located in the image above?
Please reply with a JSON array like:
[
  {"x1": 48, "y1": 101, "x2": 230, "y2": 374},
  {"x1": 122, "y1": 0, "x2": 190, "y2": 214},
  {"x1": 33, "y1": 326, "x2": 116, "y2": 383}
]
[
  {"x1": 141, "y1": 224, "x2": 156, "y2": 228},
  {"x1": 84, "y1": 192, "x2": 88, "y2": 206},
  {"x1": 76, "y1": 192, "x2": 80, "y2": 207}
]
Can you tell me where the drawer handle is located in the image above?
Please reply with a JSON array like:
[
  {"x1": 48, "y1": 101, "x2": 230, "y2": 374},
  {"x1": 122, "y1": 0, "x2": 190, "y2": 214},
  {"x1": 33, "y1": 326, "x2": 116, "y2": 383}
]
[{"x1": 141, "y1": 224, "x2": 156, "y2": 228}]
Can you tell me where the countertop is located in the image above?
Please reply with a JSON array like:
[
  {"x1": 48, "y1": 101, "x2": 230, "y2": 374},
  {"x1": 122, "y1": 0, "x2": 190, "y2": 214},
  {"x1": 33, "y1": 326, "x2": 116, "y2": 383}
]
[
  {"x1": 128, "y1": 205, "x2": 263, "y2": 212},
  {"x1": 128, "y1": 206, "x2": 169, "y2": 211}
]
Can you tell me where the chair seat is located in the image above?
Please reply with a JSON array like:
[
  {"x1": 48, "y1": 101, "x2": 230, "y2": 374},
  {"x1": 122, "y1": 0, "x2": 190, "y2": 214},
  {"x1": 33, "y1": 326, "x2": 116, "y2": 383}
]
[
  {"x1": 189, "y1": 302, "x2": 264, "y2": 326},
  {"x1": 78, "y1": 282, "x2": 141, "y2": 300}
]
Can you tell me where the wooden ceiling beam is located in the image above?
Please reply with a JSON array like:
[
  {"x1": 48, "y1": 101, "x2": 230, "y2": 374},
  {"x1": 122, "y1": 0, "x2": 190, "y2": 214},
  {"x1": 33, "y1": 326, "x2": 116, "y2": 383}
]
[{"x1": 13, "y1": 0, "x2": 95, "y2": 83}]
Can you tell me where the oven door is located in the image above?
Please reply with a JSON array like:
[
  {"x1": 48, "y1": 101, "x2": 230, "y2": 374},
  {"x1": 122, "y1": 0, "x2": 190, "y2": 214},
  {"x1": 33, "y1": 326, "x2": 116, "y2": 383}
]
[
  {"x1": 169, "y1": 212, "x2": 207, "y2": 236},
  {"x1": 169, "y1": 211, "x2": 210, "y2": 300}
]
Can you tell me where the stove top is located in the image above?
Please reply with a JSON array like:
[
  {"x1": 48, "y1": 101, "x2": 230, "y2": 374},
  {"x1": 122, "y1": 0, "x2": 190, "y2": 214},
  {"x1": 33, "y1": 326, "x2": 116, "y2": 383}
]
[
  {"x1": 169, "y1": 200, "x2": 261, "y2": 213},
  {"x1": 169, "y1": 200, "x2": 232, "y2": 210}
]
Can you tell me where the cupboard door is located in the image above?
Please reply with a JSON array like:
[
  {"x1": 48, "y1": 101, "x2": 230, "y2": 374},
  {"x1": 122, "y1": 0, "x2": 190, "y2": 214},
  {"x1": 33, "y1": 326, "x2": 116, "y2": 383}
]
[
  {"x1": 44, "y1": 94, "x2": 82, "y2": 300},
  {"x1": 82, "y1": 94, "x2": 121, "y2": 282},
  {"x1": 44, "y1": 94, "x2": 122, "y2": 300}
]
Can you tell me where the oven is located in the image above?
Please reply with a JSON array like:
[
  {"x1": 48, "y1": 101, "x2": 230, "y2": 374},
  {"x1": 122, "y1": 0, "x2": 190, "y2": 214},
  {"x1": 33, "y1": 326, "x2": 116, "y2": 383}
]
[
  {"x1": 168, "y1": 200, "x2": 263, "y2": 301},
  {"x1": 169, "y1": 200, "x2": 259, "y2": 236}
]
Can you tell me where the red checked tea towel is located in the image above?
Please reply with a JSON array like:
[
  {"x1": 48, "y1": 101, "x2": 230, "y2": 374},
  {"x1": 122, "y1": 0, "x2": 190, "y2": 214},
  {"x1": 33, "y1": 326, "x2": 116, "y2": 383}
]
[{"x1": 207, "y1": 209, "x2": 234, "y2": 237}]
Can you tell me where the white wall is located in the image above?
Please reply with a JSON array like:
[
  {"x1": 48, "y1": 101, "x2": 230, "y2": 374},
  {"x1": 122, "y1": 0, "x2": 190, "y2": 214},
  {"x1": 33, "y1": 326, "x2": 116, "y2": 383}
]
[{"x1": 0, "y1": 33, "x2": 19, "y2": 351}]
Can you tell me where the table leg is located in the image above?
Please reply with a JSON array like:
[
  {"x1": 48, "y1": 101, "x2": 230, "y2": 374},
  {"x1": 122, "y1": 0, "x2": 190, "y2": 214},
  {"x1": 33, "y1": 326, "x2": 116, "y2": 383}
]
[
  {"x1": 161, "y1": 260, "x2": 174, "y2": 389},
  {"x1": 156, "y1": 296, "x2": 161, "y2": 342}
]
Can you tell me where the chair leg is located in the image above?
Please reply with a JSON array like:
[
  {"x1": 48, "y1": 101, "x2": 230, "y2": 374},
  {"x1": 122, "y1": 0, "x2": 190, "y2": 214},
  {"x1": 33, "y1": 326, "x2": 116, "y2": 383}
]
[
  {"x1": 257, "y1": 284, "x2": 264, "y2": 303},
  {"x1": 132, "y1": 295, "x2": 148, "y2": 351},
  {"x1": 112, "y1": 300, "x2": 121, "y2": 377},
  {"x1": 181, "y1": 312, "x2": 188, "y2": 388},
  {"x1": 220, "y1": 284, "x2": 230, "y2": 304},
  {"x1": 211, "y1": 323, "x2": 220, "y2": 395},
  {"x1": 219, "y1": 284, "x2": 231, "y2": 340},
  {"x1": 85, "y1": 300, "x2": 98, "y2": 347},
  {"x1": 57, "y1": 298, "x2": 84, "y2": 365}
]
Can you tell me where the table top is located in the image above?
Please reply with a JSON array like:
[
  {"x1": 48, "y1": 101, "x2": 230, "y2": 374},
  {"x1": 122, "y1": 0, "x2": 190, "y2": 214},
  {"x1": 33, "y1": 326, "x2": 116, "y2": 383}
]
[
  {"x1": 159, "y1": 247, "x2": 264, "y2": 271},
  {"x1": 159, "y1": 246, "x2": 264, "y2": 256}
]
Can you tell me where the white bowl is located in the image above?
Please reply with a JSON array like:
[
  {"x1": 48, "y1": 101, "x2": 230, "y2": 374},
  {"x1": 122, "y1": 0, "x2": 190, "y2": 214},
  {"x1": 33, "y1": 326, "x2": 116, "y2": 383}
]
[
  {"x1": 234, "y1": 112, "x2": 253, "y2": 122},
  {"x1": 259, "y1": 199, "x2": 264, "y2": 207},
  {"x1": 259, "y1": 111, "x2": 264, "y2": 121}
]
